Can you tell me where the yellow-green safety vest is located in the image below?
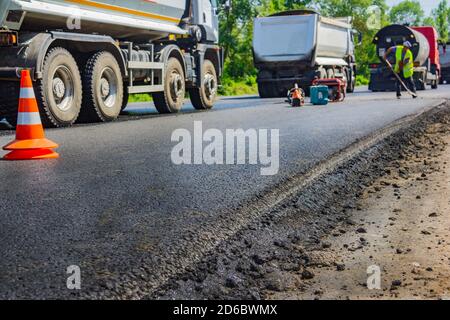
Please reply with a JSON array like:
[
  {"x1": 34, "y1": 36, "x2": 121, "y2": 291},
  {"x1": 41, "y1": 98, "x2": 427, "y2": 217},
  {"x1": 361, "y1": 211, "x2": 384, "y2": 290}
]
[{"x1": 394, "y1": 45, "x2": 414, "y2": 78}]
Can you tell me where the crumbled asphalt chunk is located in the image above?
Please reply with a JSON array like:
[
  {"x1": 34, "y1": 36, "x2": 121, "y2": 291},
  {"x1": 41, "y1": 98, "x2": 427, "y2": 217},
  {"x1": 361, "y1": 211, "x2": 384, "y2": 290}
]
[
  {"x1": 301, "y1": 269, "x2": 315, "y2": 280},
  {"x1": 322, "y1": 241, "x2": 332, "y2": 249},
  {"x1": 392, "y1": 280, "x2": 402, "y2": 286},
  {"x1": 225, "y1": 275, "x2": 241, "y2": 288},
  {"x1": 356, "y1": 227, "x2": 367, "y2": 234},
  {"x1": 336, "y1": 263, "x2": 346, "y2": 271},
  {"x1": 252, "y1": 254, "x2": 266, "y2": 265}
]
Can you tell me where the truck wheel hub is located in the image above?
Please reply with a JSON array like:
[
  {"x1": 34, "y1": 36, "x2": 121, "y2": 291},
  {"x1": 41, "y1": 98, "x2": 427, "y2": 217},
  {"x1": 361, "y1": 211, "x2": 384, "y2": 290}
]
[
  {"x1": 51, "y1": 66, "x2": 74, "y2": 112},
  {"x1": 170, "y1": 73, "x2": 183, "y2": 100},
  {"x1": 52, "y1": 77, "x2": 66, "y2": 99},
  {"x1": 99, "y1": 68, "x2": 118, "y2": 108},
  {"x1": 204, "y1": 74, "x2": 216, "y2": 99},
  {"x1": 100, "y1": 78, "x2": 110, "y2": 98}
]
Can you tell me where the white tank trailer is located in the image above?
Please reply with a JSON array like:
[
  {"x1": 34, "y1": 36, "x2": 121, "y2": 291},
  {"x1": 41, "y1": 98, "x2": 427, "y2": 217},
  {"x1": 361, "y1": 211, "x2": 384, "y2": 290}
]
[
  {"x1": 0, "y1": 0, "x2": 225, "y2": 127},
  {"x1": 253, "y1": 10, "x2": 360, "y2": 97}
]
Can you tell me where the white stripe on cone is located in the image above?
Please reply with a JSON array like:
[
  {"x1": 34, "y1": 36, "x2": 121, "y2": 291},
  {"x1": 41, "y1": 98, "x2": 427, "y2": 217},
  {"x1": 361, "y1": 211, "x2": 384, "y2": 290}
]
[
  {"x1": 17, "y1": 112, "x2": 42, "y2": 125},
  {"x1": 19, "y1": 87, "x2": 36, "y2": 99}
]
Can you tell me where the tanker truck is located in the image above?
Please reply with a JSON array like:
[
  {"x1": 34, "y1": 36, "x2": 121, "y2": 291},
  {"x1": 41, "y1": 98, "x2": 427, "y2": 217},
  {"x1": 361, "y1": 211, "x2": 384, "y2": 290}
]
[
  {"x1": 0, "y1": 0, "x2": 225, "y2": 127},
  {"x1": 369, "y1": 24, "x2": 440, "y2": 91},
  {"x1": 253, "y1": 10, "x2": 359, "y2": 98}
]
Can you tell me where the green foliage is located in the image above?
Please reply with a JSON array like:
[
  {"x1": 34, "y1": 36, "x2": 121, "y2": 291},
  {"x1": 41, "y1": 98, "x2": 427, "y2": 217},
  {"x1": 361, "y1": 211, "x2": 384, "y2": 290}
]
[
  {"x1": 434, "y1": 0, "x2": 449, "y2": 43},
  {"x1": 218, "y1": 0, "x2": 391, "y2": 86},
  {"x1": 422, "y1": 16, "x2": 437, "y2": 28},
  {"x1": 218, "y1": 0, "x2": 258, "y2": 79},
  {"x1": 389, "y1": 0, "x2": 424, "y2": 26},
  {"x1": 356, "y1": 74, "x2": 369, "y2": 86},
  {"x1": 218, "y1": 76, "x2": 258, "y2": 96}
]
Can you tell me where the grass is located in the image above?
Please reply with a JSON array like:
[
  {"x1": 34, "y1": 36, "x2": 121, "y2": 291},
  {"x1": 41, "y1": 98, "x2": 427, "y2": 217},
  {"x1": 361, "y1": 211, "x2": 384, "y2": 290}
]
[
  {"x1": 218, "y1": 76, "x2": 258, "y2": 96},
  {"x1": 128, "y1": 94, "x2": 153, "y2": 103},
  {"x1": 356, "y1": 75, "x2": 370, "y2": 86}
]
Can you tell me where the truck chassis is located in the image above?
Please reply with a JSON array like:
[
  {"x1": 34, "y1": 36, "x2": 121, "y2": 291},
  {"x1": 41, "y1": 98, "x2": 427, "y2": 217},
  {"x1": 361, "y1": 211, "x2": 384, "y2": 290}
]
[{"x1": 0, "y1": 30, "x2": 223, "y2": 127}]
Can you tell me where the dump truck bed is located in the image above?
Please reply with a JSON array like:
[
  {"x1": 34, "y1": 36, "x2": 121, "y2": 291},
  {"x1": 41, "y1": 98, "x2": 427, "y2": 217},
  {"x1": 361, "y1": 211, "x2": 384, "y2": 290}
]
[{"x1": 253, "y1": 12, "x2": 352, "y2": 67}]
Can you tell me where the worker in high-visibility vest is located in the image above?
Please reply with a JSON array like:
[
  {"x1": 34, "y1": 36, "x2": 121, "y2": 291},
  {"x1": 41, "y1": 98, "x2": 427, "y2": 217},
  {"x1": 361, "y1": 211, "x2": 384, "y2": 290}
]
[{"x1": 384, "y1": 41, "x2": 417, "y2": 99}]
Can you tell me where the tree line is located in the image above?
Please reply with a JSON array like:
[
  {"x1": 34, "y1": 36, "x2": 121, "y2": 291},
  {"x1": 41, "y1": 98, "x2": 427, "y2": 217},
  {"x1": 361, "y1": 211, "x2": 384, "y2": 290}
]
[{"x1": 217, "y1": 0, "x2": 450, "y2": 94}]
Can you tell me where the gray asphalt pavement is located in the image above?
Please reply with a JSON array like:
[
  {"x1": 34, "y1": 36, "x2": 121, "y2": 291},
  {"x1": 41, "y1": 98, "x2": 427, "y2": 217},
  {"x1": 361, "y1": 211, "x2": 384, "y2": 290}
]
[{"x1": 0, "y1": 86, "x2": 449, "y2": 298}]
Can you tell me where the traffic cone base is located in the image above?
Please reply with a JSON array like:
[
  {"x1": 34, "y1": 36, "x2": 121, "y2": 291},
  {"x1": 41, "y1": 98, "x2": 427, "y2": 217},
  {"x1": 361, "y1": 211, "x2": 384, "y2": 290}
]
[
  {"x1": 3, "y1": 138, "x2": 58, "y2": 150},
  {"x1": 2, "y1": 69, "x2": 59, "y2": 160},
  {"x1": 3, "y1": 149, "x2": 59, "y2": 160}
]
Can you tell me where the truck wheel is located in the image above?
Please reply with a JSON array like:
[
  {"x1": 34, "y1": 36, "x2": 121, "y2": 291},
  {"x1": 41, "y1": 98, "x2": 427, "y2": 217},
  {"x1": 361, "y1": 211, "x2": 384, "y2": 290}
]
[
  {"x1": 120, "y1": 85, "x2": 129, "y2": 114},
  {"x1": 346, "y1": 69, "x2": 355, "y2": 93},
  {"x1": 258, "y1": 83, "x2": 269, "y2": 98},
  {"x1": 153, "y1": 57, "x2": 185, "y2": 113},
  {"x1": 79, "y1": 51, "x2": 123, "y2": 122},
  {"x1": 0, "y1": 81, "x2": 20, "y2": 127},
  {"x1": 189, "y1": 60, "x2": 217, "y2": 110},
  {"x1": 36, "y1": 47, "x2": 82, "y2": 127},
  {"x1": 258, "y1": 82, "x2": 279, "y2": 98}
]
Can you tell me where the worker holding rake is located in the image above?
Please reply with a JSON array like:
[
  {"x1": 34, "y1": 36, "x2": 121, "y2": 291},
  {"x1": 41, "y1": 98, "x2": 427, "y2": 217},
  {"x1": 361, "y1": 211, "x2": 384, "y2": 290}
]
[{"x1": 384, "y1": 41, "x2": 417, "y2": 99}]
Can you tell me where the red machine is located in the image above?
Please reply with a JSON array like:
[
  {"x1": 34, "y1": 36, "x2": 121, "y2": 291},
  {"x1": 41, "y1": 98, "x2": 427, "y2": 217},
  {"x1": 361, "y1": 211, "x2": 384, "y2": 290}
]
[
  {"x1": 412, "y1": 26, "x2": 441, "y2": 85},
  {"x1": 312, "y1": 78, "x2": 347, "y2": 102}
]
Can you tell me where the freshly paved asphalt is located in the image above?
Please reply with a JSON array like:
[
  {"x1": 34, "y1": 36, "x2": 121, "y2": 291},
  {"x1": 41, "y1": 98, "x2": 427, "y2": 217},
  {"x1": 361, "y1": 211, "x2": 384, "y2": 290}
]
[{"x1": 0, "y1": 87, "x2": 448, "y2": 298}]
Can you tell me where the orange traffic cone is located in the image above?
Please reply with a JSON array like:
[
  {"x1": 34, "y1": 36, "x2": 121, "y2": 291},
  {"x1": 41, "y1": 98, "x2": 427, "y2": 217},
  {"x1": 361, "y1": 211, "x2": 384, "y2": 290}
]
[{"x1": 2, "y1": 70, "x2": 59, "y2": 160}]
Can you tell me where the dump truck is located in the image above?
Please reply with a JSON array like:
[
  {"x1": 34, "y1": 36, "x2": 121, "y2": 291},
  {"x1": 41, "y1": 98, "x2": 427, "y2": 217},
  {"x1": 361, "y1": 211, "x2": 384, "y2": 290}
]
[
  {"x1": 252, "y1": 10, "x2": 359, "y2": 98},
  {"x1": 0, "y1": 0, "x2": 225, "y2": 127},
  {"x1": 439, "y1": 42, "x2": 450, "y2": 84},
  {"x1": 369, "y1": 24, "x2": 440, "y2": 92}
]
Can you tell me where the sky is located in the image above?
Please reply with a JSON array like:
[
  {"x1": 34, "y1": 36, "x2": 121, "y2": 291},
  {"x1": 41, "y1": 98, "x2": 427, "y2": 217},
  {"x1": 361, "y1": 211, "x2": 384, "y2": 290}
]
[{"x1": 386, "y1": 0, "x2": 438, "y2": 16}]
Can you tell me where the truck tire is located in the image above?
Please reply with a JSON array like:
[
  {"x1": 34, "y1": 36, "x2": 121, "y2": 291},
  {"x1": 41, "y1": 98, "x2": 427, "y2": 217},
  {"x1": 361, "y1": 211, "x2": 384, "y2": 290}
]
[
  {"x1": 79, "y1": 51, "x2": 124, "y2": 122},
  {"x1": 0, "y1": 81, "x2": 20, "y2": 127},
  {"x1": 120, "y1": 85, "x2": 129, "y2": 114},
  {"x1": 258, "y1": 82, "x2": 278, "y2": 98},
  {"x1": 36, "y1": 47, "x2": 82, "y2": 127},
  {"x1": 189, "y1": 60, "x2": 217, "y2": 110},
  {"x1": 258, "y1": 83, "x2": 269, "y2": 98},
  {"x1": 346, "y1": 69, "x2": 355, "y2": 93},
  {"x1": 153, "y1": 57, "x2": 185, "y2": 113}
]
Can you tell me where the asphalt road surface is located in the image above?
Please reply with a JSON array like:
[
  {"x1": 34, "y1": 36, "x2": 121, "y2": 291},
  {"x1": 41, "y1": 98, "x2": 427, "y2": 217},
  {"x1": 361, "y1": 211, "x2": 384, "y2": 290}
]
[{"x1": 0, "y1": 87, "x2": 449, "y2": 298}]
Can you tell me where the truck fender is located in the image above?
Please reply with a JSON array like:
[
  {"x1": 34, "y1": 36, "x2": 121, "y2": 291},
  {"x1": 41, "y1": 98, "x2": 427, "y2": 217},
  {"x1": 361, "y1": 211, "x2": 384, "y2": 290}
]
[
  {"x1": 156, "y1": 44, "x2": 187, "y2": 78},
  {"x1": 0, "y1": 32, "x2": 127, "y2": 80},
  {"x1": 194, "y1": 44, "x2": 223, "y2": 87},
  {"x1": 0, "y1": 32, "x2": 52, "y2": 80}
]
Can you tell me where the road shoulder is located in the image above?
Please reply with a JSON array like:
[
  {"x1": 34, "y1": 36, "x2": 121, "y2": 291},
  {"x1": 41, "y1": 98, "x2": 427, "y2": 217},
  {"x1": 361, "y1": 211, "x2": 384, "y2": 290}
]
[{"x1": 271, "y1": 120, "x2": 450, "y2": 300}]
